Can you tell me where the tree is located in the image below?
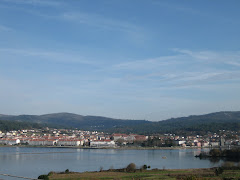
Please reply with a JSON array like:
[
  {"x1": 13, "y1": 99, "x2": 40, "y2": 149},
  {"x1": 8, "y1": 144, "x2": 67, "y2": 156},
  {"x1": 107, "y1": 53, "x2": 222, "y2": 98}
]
[
  {"x1": 38, "y1": 175, "x2": 49, "y2": 180},
  {"x1": 214, "y1": 167, "x2": 224, "y2": 176},
  {"x1": 209, "y1": 149, "x2": 221, "y2": 157},
  {"x1": 116, "y1": 138, "x2": 124, "y2": 146},
  {"x1": 126, "y1": 163, "x2": 136, "y2": 172}
]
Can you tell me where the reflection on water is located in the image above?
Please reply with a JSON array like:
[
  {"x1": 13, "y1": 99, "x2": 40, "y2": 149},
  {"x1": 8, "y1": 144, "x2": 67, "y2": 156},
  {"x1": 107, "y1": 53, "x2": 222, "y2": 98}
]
[{"x1": 0, "y1": 147, "x2": 219, "y2": 179}]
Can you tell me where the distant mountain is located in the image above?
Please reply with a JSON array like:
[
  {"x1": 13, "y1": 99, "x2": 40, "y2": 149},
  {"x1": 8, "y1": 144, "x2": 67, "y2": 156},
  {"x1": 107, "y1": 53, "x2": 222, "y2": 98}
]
[
  {"x1": 1, "y1": 111, "x2": 240, "y2": 134},
  {"x1": 114, "y1": 111, "x2": 240, "y2": 135},
  {"x1": 0, "y1": 112, "x2": 150, "y2": 131}
]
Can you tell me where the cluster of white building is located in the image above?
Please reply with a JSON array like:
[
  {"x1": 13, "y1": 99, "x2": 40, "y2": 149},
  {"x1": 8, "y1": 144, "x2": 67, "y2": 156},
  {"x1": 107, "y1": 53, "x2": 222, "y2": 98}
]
[
  {"x1": 0, "y1": 137, "x2": 117, "y2": 147},
  {"x1": 0, "y1": 138, "x2": 20, "y2": 145},
  {"x1": 112, "y1": 133, "x2": 148, "y2": 142},
  {"x1": 0, "y1": 138, "x2": 83, "y2": 146},
  {"x1": 0, "y1": 129, "x2": 119, "y2": 147},
  {"x1": 90, "y1": 140, "x2": 115, "y2": 148},
  {"x1": 0, "y1": 131, "x2": 150, "y2": 148}
]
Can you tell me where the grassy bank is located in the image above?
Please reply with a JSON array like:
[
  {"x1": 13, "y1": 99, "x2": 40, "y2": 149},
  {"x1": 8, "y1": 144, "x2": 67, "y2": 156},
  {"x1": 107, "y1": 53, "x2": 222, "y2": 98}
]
[{"x1": 40, "y1": 167, "x2": 240, "y2": 180}]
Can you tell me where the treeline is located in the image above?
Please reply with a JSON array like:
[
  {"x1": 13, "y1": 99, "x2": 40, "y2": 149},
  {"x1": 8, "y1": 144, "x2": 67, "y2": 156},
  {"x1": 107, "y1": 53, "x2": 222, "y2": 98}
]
[
  {"x1": 107, "y1": 122, "x2": 240, "y2": 135},
  {"x1": 209, "y1": 148, "x2": 240, "y2": 159},
  {"x1": 108, "y1": 111, "x2": 240, "y2": 135},
  {"x1": 142, "y1": 137, "x2": 174, "y2": 147},
  {"x1": 0, "y1": 120, "x2": 44, "y2": 132},
  {"x1": 197, "y1": 148, "x2": 240, "y2": 161}
]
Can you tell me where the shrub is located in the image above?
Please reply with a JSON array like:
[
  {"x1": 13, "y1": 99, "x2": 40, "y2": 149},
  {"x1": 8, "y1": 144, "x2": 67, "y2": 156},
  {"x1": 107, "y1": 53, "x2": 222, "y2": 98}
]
[
  {"x1": 38, "y1": 174, "x2": 49, "y2": 180},
  {"x1": 209, "y1": 149, "x2": 221, "y2": 157},
  {"x1": 109, "y1": 165, "x2": 114, "y2": 171},
  {"x1": 221, "y1": 162, "x2": 235, "y2": 169},
  {"x1": 215, "y1": 167, "x2": 224, "y2": 176},
  {"x1": 65, "y1": 169, "x2": 70, "y2": 173},
  {"x1": 47, "y1": 171, "x2": 55, "y2": 176},
  {"x1": 142, "y1": 164, "x2": 147, "y2": 170},
  {"x1": 126, "y1": 163, "x2": 136, "y2": 172},
  {"x1": 182, "y1": 175, "x2": 198, "y2": 180}
]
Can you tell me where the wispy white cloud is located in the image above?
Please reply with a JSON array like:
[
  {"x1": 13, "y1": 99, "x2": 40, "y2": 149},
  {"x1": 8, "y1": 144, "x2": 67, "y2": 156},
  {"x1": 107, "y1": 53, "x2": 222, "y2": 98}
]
[
  {"x1": 0, "y1": 0, "x2": 62, "y2": 7},
  {"x1": 11, "y1": 48, "x2": 236, "y2": 89},
  {"x1": 0, "y1": 25, "x2": 12, "y2": 32},
  {"x1": 172, "y1": 48, "x2": 219, "y2": 60},
  {"x1": 0, "y1": 48, "x2": 97, "y2": 65},
  {"x1": 0, "y1": 1, "x2": 145, "y2": 41},
  {"x1": 171, "y1": 71, "x2": 240, "y2": 88},
  {"x1": 153, "y1": 1, "x2": 202, "y2": 15},
  {"x1": 227, "y1": 61, "x2": 240, "y2": 67},
  {"x1": 61, "y1": 12, "x2": 142, "y2": 33},
  {"x1": 11, "y1": 8, "x2": 143, "y2": 34},
  {"x1": 113, "y1": 55, "x2": 182, "y2": 71},
  {"x1": 153, "y1": 1, "x2": 240, "y2": 25},
  {"x1": 2, "y1": 47, "x2": 240, "y2": 92},
  {"x1": 173, "y1": 48, "x2": 240, "y2": 67},
  {"x1": 110, "y1": 49, "x2": 240, "y2": 88}
]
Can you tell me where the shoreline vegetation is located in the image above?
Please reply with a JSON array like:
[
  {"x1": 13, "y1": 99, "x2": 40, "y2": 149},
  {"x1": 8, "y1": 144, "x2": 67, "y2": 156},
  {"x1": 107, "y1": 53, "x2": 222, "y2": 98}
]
[
  {"x1": 196, "y1": 148, "x2": 240, "y2": 158},
  {"x1": 195, "y1": 148, "x2": 240, "y2": 163},
  {"x1": 38, "y1": 165, "x2": 240, "y2": 180}
]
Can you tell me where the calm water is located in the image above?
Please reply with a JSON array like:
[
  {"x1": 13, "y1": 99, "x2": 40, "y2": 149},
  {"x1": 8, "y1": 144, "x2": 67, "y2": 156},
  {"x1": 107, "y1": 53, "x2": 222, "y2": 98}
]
[{"x1": 0, "y1": 147, "x2": 221, "y2": 179}]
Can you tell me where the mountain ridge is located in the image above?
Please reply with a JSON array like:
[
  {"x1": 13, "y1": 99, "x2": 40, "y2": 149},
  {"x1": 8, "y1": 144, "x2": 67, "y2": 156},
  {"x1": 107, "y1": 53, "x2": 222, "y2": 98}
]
[
  {"x1": 1, "y1": 111, "x2": 240, "y2": 134},
  {"x1": 0, "y1": 112, "x2": 150, "y2": 131}
]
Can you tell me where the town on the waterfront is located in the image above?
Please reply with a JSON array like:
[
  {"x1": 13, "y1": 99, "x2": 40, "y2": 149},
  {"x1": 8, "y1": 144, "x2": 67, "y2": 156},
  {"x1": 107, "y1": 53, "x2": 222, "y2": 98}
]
[
  {"x1": 1, "y1": 128, "x2": 239, "y2": 149},
  {"x1": 2, "y1": 0, "x2": 240, "y2": 178}
]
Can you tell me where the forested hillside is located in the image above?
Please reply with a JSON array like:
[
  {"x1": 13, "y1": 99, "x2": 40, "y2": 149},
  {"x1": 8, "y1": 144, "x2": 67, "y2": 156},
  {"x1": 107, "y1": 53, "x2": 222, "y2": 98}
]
[
  {"x1": 1, "y1": 111, "x2": 240, "y2": 134},
  {"x1": 0, "y1": 119, "x2": 44, "y2": 132}
]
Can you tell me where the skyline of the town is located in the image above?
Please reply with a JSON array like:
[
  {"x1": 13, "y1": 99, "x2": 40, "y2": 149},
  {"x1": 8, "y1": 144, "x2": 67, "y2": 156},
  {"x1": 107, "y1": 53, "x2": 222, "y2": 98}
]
[{"x1": 0, "y1": 127, "x2": 237, "y2": 148}]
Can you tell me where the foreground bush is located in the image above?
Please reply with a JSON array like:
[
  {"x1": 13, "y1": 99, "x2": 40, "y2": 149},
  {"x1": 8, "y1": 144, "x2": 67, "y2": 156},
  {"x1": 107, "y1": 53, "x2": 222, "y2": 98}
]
[
  {"x1": 38, "y1": 174, "x2": 49, "y2": 180},
  {"x1": 126, "y1": 163, "x2": 136, "y2": 172},
  {"x1": 215, "y1": 167, "x2": 224, "y2": 176}
]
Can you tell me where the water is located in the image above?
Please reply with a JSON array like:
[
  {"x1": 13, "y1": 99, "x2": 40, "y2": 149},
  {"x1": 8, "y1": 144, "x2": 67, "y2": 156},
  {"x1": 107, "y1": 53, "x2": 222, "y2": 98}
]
[{"x1": 0, "y1": 147, "x2": 221, "y2": 179}]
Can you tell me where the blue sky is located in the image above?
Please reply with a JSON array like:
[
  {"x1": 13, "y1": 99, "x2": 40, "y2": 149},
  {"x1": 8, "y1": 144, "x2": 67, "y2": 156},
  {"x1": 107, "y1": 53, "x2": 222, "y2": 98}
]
[{"x1": 1, "y1": 0, "x2": 240, "y2": 121}]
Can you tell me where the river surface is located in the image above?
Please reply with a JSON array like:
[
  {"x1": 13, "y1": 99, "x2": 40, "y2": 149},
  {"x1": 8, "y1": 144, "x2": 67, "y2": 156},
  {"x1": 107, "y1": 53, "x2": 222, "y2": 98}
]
[{"x1": 0, "y1": 147, "x2": 222, "y2": 179}]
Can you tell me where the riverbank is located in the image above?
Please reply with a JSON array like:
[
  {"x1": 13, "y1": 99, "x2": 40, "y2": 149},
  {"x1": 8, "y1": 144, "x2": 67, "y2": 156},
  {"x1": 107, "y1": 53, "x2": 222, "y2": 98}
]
[{"x1": 41, "y1": 167, "x2": 240, "y2": 180}]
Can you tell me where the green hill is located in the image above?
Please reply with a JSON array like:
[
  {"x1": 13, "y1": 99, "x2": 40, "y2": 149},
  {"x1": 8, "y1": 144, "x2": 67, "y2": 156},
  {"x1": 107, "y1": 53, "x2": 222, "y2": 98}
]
[
  {"x1": 0, "y1": 119, "x2": 44, "y2": 132},
  {"x1": 0, "y1": 113, "x2": 150, "y2": 131},
  {"x1": 1, "y1": 111, "x2": 240, "y2": 134},
  {"x1": 113, "y1": 111, "x2": 240, "y2": 134}
]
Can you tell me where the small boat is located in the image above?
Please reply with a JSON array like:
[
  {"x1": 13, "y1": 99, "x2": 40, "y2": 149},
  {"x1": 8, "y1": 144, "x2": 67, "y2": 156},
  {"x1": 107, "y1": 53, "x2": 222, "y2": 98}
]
[{"x1": 162, "y1": 156, "x2": 167, "y2": 159}]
